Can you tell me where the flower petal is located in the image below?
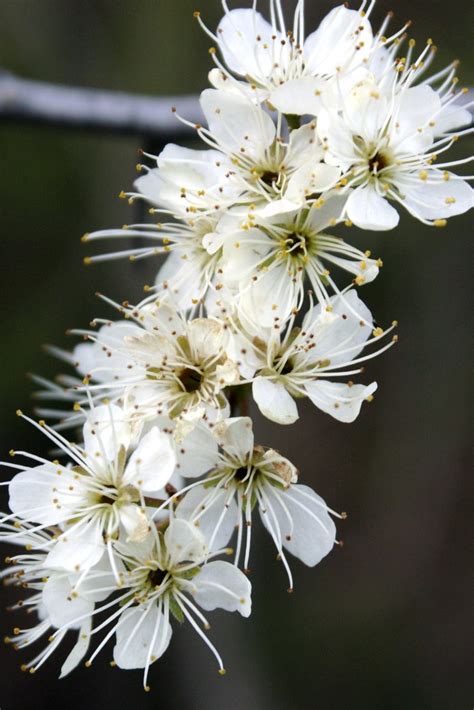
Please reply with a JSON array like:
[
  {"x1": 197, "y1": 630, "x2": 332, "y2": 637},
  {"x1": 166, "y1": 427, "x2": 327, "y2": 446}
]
[
  {"x1": 192, "y1": 560, "x2": 251, "y2": 617},
  {"x1": 270, "y1": 77, "x2": 329, "y2": 116},
  {"x1": 42, "y1": 575, "x2": 94, "y2": 629},
  {"x1": 252, "y1": 377, "x2": 299, "y2": 425},
  {"x1": 304, "y1": 380, "x2": 377, "y2": 423},
  {"x1": 164, "y1": 519, "x2": 207, "y2": 567},
  {"x1": 46, "y1": 519, "x2": 105, "y2": 572},
  {"x1": 176, "y1": 485, "x2": 239, "y2": 551},
  {"x1": 60, "y1": 619, "x2": 92, "y2": 678},
  {"x1": 113, "y1": 604, "x2": 172, "y2": 670},
  {"x1": 83, "y1": 404, "x2": 131, "y2": 470},
  {"x1": 8, "y1": 464, "x2": 81, "y2": 526},
  {"x1": 123, "y1": 427, "x2": 176, "y2": 492},
  {"x1": 200, "y1": 88, "x2": 275, "y2": 158},
  {"x1": 216, "y1": 9, "x2": 276, "y2": 79},
  {"x1": 213, "y1": 417, "x2": 254, "y2": 461},
  {"x1": 260, "y1": 483, "x2": 336, "y2": 567},
  {"x1": 346, "y1": 186, "x2": 400, "y2": 231}
]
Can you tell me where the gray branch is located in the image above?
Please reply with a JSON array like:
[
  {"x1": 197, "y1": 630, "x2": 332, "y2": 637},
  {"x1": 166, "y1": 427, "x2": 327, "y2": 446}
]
[{"x1": 0, "y1": 71, "x2": 202, "y2": 139}]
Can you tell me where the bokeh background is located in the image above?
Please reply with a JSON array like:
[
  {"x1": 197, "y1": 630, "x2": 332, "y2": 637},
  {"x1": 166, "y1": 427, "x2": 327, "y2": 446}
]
[{"x1": 0, "y1": 1, "x2": 472, "y2": 708}]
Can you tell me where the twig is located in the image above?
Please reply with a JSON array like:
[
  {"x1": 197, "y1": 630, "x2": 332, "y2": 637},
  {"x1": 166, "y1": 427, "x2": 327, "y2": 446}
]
[{"x1": 0, "y1": 70, "x2": 201, "y2": 139}]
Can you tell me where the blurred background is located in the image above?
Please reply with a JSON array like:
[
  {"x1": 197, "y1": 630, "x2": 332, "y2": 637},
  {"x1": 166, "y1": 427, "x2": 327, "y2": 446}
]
[{"x1": 0, "y1": 1, "x2": 472, "y2": 708}]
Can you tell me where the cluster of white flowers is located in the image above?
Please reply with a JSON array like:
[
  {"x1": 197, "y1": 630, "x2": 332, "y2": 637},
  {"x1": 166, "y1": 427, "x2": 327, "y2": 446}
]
[{"x1": 2, "y1": 0, "x2": 472, "y2": 692}]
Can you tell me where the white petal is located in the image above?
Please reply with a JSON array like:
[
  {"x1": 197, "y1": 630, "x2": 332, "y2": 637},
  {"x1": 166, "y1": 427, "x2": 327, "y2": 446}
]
[
  {"x1": 305, "y1": 192, "x2": 348, "y2": 233},
  {"x1": 300, "y1": 290, "x2": 373, "y2": 366},
  {"x1": 8, "y1": 464, "x2": 81, "y2": 526},
  {"x1": 176, "y1": 424, "x2": 219, "y2": 479},
  {"x1": 390, "y1": 85, "x2": 440, "y2": 154},
  {"x1": 304, "y1": 6, "x2": 373, "y2": 76},
  {"x1": 304, "y1": 380, "x2": 377, "y2": 423},
  {"x1": 252, "y1": 377, "x2": 299, "y2": 425},
  {"x1": 260, "y1": 483, "x2": 336, "y2": 566},
  {"x1": 187, "y1": 318, "x2": 226, "y2": 361},
  {"x1": 398, "y1": 175, "x2": 473, "y2": 220},
  {"x1": 165, "y1": 519, "x2": 207, "y2": 568},
  {"x1": 192, "y1": 561, "x2": 251, "y2": 617},
  {"x1": 200, "y1": 89, "x2": 275, "y2": 158},
  {"x1": 346, "y1": 186, "x2": 399, "y2": 231},
  {"x1": 434, "y1": 104, "x2": 472, "y2": 135},
  {"x1": 73, "y1": 322, "x2": 139, "y2": 381},
  {"x1": 213, "y1": 416, "x2": 254, "y2": 461},
  {"x1": 119, "y1": 504, "x2": 151, "y2": 544},
  {"x1": 340, "y1": 79, "x2": 390, "y2": 144},
  {"x1": 123, "y1": 427, "x2": 176, "y2": 492},
  {"x1": 60, "y1": 619, "x2": 92, "y2": 678},
  {"x1": 46, "y1": 519, "x2": 105, "y2": 572},
  {"x1": 286, "y1": 163, "x2": 341, "y2": 204},
  {"x1": 176, "y1": 486, "x2": 239, "y2": 551},
  {"x1": 216, "y1": 9, "x2": 276, "y2": 79},
  {"x1": 270, "y1": 77, "x2": 329, "y2": 116},
  {"x1": 113, "y1": 604, "x2": 172, "y2": 670},
  {"x1": 82, "y1": 404, "x2": 131, "y2": 469},
  {"x1": 239, "y1": 262, "x2": 298, "y2": 327},
  {"x1": 42, "y1": 574, "x2": 94, "y2": 629},
  {"x1": 154, "y1": 251, "x2": 206, "y2": 311},
  {"x1": 74, "y1": 556, "x2": 122, "y2": 603}
]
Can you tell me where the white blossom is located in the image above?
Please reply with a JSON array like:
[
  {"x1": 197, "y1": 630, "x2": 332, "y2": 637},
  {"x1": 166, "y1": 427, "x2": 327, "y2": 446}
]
[
  {"x1": 197, "y1": 1, "x2": 406, "y2": 115},
  {"x1": 91, "y1": 519, "x2": 251, "y2": 690},
  {"x1": 1, "y1": 522, "x2": 118, "y2": 677},
  {"x1": 72, "y1": 299, "x2": 240, "y2": 423},
  {"x1": 5, "y1": 406, "x2": 176, "y2": 574},
  {"x1": 170, "y1": 417, "x2": 339, "y2": 590},
  {"x1": 243, "y1": 290, "x2": 397, "y2": 424},
  {"x1": 210, "y1": 194, "x2": 381, "y2": 325},
  {"x1": 318, "y1": 61, "x2": 473, "y2": 229}
]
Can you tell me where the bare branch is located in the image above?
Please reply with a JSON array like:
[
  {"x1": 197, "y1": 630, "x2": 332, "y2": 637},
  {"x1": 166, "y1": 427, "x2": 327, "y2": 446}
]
[{"x1": 0, "y1": 71, "x2": 201, "y2": 139}]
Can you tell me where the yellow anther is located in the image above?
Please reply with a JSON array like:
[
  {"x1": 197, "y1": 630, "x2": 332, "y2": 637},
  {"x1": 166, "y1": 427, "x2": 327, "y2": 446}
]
[
  {"x1": 83, "y1": 257, "x2": 92, "y2": 265},
  {"x1": 373, "y1": 327, "x2": 384, "y2": 337},
  {"x1": 434, "y1": 219, "x2": 447, "y2": 228},
  {"x1": 419, "y1": 170, "x2": 428, "y2": 181},
  {"x1": 118, "y1": 190, "x2": 126, "y2": 199}
]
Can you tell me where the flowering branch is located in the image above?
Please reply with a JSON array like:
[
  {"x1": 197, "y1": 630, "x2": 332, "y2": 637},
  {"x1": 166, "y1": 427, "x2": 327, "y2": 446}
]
[{"x1": 1, "y1": 0, "x2": 473, "y2": 694}]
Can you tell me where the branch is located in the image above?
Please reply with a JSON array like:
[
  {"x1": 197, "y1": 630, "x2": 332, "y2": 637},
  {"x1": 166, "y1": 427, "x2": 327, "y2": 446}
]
[{"x1": 0, "y1": 71, "x2": 201, "y2": 139}]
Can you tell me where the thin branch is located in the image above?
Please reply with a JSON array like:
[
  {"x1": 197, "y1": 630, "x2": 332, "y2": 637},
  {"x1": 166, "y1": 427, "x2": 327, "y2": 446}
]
[{"x1": 0, "y1": 71, "x2": 201, "y2": 139}]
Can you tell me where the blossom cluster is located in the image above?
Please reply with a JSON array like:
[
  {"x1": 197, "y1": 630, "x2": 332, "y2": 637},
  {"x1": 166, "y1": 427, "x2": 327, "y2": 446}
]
[{"x1": 1, "y1": 0, "x2": 472, "y2": 692}]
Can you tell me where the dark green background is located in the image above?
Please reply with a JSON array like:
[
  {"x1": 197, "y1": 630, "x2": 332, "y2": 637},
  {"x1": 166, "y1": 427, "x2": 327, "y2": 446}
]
[{"x1": 0, "y1": 2, "x2": 472, "y2": 708}]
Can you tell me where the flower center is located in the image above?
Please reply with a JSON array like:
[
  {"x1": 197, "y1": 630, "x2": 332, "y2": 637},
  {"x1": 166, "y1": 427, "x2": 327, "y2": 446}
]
[
  {"x1": 234, "y1": 466, "x2": 250, "y2": 482},
  {"x1": 179, "y1": 367, "x2": 203, "y2": 393},
  {"x1": 368, "y1": 150, "x2": 390, "y2": 174},
  {"x1": 148, "y1": 567, "x2": 168, "y2": 588},
  {"x1": 285, "y1": 232, "x2": 308, "y2": 258},
  {"x1": 259, "y1": 170, "x2": 279, "y2": 187}
]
